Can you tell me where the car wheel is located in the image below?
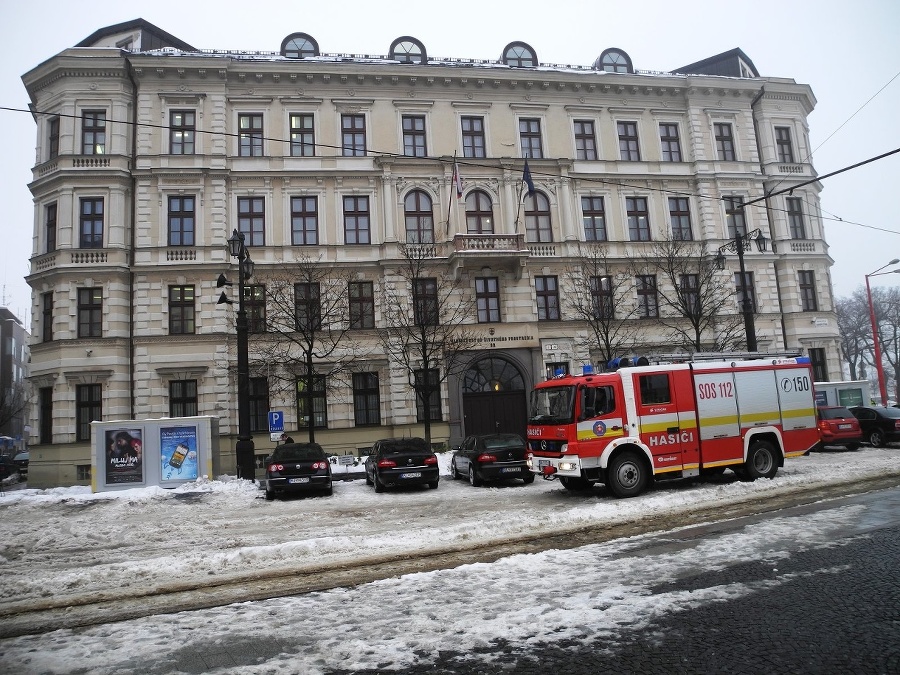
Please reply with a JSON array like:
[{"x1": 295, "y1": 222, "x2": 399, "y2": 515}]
[
  {"x1": 468, "y1": 464, "x2": 482, "y2": 487},
  {"x1": 846, "y1": 443, "x2": 860, "y2": 451},
  {"x1": 264, "y1": 489, "x2": 274, "y2": 501},
  {"x1": 522, "y1": 472, "x2": 535, "y2": 485},
  {"x1": 744, "y1": 440, "x2": 779, "y2": 480},
  {"x1": 869, "y1": 429, "x2": 885, "y2": 447},
  {"x1": 374, "y1": 471, "x2": 385, "y2": 493},
  {"x1": 428, "y1": 480, "x2": 439, "y2": 489},
  {"x1": 606, "y1": 451, "x2": 648, "y2": 498},
  {"x1": 365, "y1": 470, "x2": 373, "y2": 486},
  {"x1": 324, "y1": 486, "x2": 333, "y2": 497},
  {"x1": 450, "y1": 459, "x2": 460, "y2": 480}
]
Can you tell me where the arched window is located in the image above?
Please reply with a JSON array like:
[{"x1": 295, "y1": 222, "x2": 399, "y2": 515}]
[
  {"x1": 389, "y1": 36, "x2": 427, "y2": 64},
  {"x1": 525, "y1": 191, "x2": 552, "y2": 242},
  {"x1": 501, "y1": 41, "x2": 538, "y2": 68},
  {"x1": 281, "y1": 33, "x2": 320, "y2": 59},
  {"x1": 593, "y1": 48, "x2": 633, "y2": 74},
  {"x1": 463, "y1": 357, "x2": 525, "y2": 393},
  {"x1": 404, "y1": 190, "x2": 434, "y2": 244},
  {"x1": 465, "y1": 190, "x2": 494, "y2": 234}
]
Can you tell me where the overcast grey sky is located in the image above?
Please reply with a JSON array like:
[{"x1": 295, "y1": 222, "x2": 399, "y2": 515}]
[{"x1": 2, "y1": 0, "x2": 898, "y2": 325}]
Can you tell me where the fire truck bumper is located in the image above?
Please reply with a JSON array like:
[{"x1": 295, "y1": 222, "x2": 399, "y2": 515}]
[{"x1": 527, "y1": 455, "x2": 583, "y2": 477}]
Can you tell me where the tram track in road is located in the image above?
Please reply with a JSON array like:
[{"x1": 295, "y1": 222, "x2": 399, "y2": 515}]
[{"x1": 2, "y1": 473, "x2": 898, "y2": 639}]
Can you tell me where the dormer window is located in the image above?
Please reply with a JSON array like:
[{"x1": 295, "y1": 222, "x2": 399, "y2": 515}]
[
  {"x1": 502, "y1": 42, "x2": 538, "y2": 68},
  {"x1": 594, "y1": 48, "x2": 633, "y2": 74},
  {"x1": 281, "y1": 33, "x2": 319, "y2": 59},
  {"x1": 389, "y1": 36, "x2": 427, "y2": 64}
]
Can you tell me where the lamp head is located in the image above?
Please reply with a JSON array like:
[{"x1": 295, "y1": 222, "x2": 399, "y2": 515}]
[
  {"x1": 754, "y1": 230, "x2": 769, "y2": 253},
  {"x1": 227, "y1": 229, "x2": 245, "y2": 258}
]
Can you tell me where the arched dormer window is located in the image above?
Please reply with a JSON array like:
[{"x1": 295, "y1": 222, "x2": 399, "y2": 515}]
[
  {"x1": 594, "y1": 48, "x2": 633, "y2": 74},
  {"x1": 501, "y1": 41, "x2": 538, "y2": 68},
  {"x1": 281, "y1": 33, "x2": 319, "y2": 59},
  {"x1": 390, "y1": 36, "x2": 427, "y2": 64}
]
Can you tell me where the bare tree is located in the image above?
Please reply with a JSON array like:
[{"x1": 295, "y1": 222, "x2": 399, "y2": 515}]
[
  {"x1": 836, "y1": 289, "x2": 872, "y2": 380},
  {"x1": 249, "y1": 253, "x2": 369, "y2": 443},
  {"x1": 872, "y1": 286, "x2": 900, "y2": 402},
  {"x1": 0, "y1": 381, "x2": 27, "y2": 435},
  {"x1": 378, "y1": 244, "x2": 480, "y2": 446},
  {"x1": 634, "y1": 234, "x2": 745, "y2": 352},
  {"x1": 565, "y1": 242, "x2": 641, "y2": 365}
]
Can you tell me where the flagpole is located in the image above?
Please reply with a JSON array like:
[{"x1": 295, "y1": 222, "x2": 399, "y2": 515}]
[{"x1": 446, "y1": 153, "x2": 456, "y2": 236}]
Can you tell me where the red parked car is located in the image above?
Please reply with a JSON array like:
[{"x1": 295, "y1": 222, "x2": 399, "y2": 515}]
[{"x1": 815, "y1": 406, "x2": 863, "y2": 451}]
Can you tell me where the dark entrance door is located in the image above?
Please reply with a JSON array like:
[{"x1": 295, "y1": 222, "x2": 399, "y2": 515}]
[{"x1": 461, "y1": 357, "x2": 528, "y2": 438}]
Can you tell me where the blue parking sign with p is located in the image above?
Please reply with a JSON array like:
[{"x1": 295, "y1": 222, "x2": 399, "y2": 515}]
[{"x1": 268, "y1": 411, "x2": 284, "y2": 434}]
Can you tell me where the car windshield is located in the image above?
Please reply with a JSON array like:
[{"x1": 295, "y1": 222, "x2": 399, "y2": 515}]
[
  {"x1": 271, "y1": 444, "x2": 325, "y2": 462},
  {"x1": 482, "y1": 435, "x2": 524, "y2": 450},
  {"x1": 529, "y1": 386, "x2": 575, "y2": 424},
  {"x1": 819, "y1": 407, "x2": 854, "y2": 420}
]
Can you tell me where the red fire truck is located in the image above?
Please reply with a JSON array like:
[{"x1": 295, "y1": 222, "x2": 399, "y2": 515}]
[{"x1": 526, "y1": 356, "x2": 818, "y2": 498}]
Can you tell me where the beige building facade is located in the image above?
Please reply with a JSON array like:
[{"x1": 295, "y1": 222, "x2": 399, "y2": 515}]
[{"x1": 22, "y1": 20, "x2": 841, "y2": 487}]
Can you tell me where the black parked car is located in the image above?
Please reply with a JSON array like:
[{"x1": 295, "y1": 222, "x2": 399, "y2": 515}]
[
  {"x1": 263, "y1": 442, "x2": 333, "y2": 500},
  {"x1": 849, "y1": 406, "x2": 900, "y2": 447},
  {"x1": 365, "y1": 437, "x2": 439, "y2": 492},
  {"x1": 451, "y1": 433, "x2": 534, "y2": 487},
  {"x1": 0, "y1": 455, "x2": 16, "y2": 480},
  {"x1": 13, "y1": 451, "x2": 29, "y2": 479}
]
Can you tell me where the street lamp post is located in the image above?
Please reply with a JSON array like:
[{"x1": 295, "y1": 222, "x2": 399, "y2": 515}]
[
  {"x1": 865, "y1": 259, "x2": 900, "y2": 405},
  {"x1": 218, "y1": 229, "x2": 256, "y2": 481},
  {"x1": 716, "y1": 226, "x2": 769, "y2": 352}
]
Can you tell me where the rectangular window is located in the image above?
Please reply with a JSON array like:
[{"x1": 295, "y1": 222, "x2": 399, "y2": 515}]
[
  {"x1": 581, "y1": 196, "x2": 607, "y2": 241},
  {"x1": 535, "y1": 275, "x2": 560, "y2": 321},
  {"x1": 617, "y1": 121, "x2": 640, "y2": 161},
  {"x1": 639, "y1": 373, "x2": 671, "y2": 405},
  {"x1": 168, "y1": 195, "x2": 195, "y2": 246},
  {"x1": 169, "y1": 379, "x2": 198, "y2": 417},
  {"x1": 799, "y1": 270, "x2": 818, "y2": 311},
  {"x1": 714, "y1": 122, "x2": 736, "y2": 161},
  {"x1": 724, "y1": 197, "x2": 747, "y2": 238},
  {"x1": 169, "y1": 110, "x2": 195, "y2": 155},
  {"x1": 476, "y1": 277, "x2": 501, "y2": 323},
  {"x1": 574, "y1": 120, "x2": 597, "y2": 160},
  {"x1": 519, "y1": 118, "x2": 543, "y2": 159},
  {"x1": 238, "y1": 113, "x2": 264, "y2": 157},
  {"x1": 294, "y1": 282, "x2": 321, "y2": 332},
  {"x1": 414, "y1": 278, "x2": 439, "y2": 326},
  {"x1": 76, "y1": 383, "x2": 102, "y2": 442},
  {"x1": 627, "y1": 197, "x2": 651, "y2": 241},
  {"x1": 341, "y1": 114, "x2": 367, "y2": 156},
  {"x1": 39, "y1": 386, "x2": 53, "y2": 444},
  {"x1": 809, "y1": 348, "x2": 827, "y2": 382},
  {"x1": 590, "y1": 275, "x2": 614, "y2": 319},
  {"x1": 290, "y1": 113, "x2": 315, "y2": 157},
  {"x1": 244, "y1": 284, "x2": 266, "y2": 333},
  {"x1": 668, "y1": 197, "x2": 693, "y2": 240},
  {"x1": 48, "y1": 117, "x2": 60, "y2": 160},
  {"x1": 77, "y1": 287, "x2": 102, "y2": 338},
  {"x1": 290, "y1": 196, "x2": 318, "y2": 245},
  {"x1": 343, "y1": 196, "x2": 371, "y2": 244},
  {"x1": 414, "y1": 368, "x2": 442, "y2": 423},
  {"x1": 42, "y1": 292, "x2": 53, "y2": 342},
  {"x1": 787, "y1": 197, "x2": 806, "y2": 239},
  {"x1": 402, "y1": 115, "x2": 427, "y2": 157},
  {"x1": 680, "y1": 274, "x2": 700, "y2": 316},
  {"x1": 349, "y1": 281, "x2": 375, "y2": 329},
  {"x1": 775, "y1": 126, "x2": 795, "y2": 163},
  {"x1": 237, "y1": 196, "x2": 265, "y2": 246},
  {"x1": 353, "y1": 372, "x2": 381, "y2": 426},
  {"x1": 461, "y1": 116, "x2": 486, "y2": 158},
  {"x1": 249, "y1": 377, "x2": 269, "y2": 433},
  {"x1": 45, "y1": 202, "x2": 57, "y2": 253},
  {"x1": 80, "y1": 197, "x2": 104, "y2": 249},
  {"x1": 77, "y1": 465, "x2": 91, "y2": 481},
  {"x1": 659, "y1": 123, "x2": 682, "y2": 162},
  {"x1": 735, "y1": 272, "x2": 756, "y2": 313},
  {"x1": 82, "y1": 110, "x2": 106, "y2": 155},
  {"x1": 637, "y1": 275, "x2": 659, "y2": 318},
  {"x1": 297, "y1": 375, "x2": 327, "y2": 429},
  {"x1": 168, "y1": 285, "x2": 195, "y2": 335}
]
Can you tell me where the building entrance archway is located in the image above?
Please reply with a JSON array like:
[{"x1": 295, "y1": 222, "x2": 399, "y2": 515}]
[{"x1": 461, "y1": 356, "x2": 528, "y2": 438}]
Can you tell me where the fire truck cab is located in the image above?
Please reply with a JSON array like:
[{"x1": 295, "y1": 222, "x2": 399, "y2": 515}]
[{"x1": 526, "y1": 357, "x2": 818, "y2": 498}]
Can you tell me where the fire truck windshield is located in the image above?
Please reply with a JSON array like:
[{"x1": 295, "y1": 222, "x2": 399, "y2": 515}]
[{"x1": 528, "y1": 386, "x2": 575, "y2": 424}]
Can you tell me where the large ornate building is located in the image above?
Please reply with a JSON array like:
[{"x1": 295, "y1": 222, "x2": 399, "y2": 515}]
[{"x1": 22, "y1": 19, "x2": 841, "y2": 487}]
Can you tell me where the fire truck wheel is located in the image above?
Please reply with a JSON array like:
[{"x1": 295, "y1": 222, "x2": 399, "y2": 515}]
[
  {"x1": 745, "y1": 440, "x2": 778, "y2": 480},
  {"x1": 607, "y1": 451, "x2": 648, "y2": 498},
  {"x1": 468, "y1": 464, "x2": 482, "y2": 487},
  {"x1": 559, "y1": 476, "x2": 592, "y2": 491}
]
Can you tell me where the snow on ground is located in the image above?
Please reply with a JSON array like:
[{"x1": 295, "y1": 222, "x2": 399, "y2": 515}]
[{"x1": 0, "y1": 448, "x2": 898, "y2": 673}]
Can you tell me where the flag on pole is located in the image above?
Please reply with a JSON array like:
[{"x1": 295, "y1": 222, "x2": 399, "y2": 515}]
[
  {"x1": 523, "y1": 161, "x2": 535, "y2": 197},
  {"x1": 451, "y1": 161, "x2": 463, "y2": 199}
]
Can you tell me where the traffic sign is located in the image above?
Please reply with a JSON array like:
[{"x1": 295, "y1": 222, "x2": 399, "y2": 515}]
[{"x1": 268, "y1": 410, "x2": 284, "y2": 434}]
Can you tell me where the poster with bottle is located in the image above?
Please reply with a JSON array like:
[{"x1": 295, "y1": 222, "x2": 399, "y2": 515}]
[
  {"x1": 104, "y1": 428, "x2": 144, "y2": 485},
  {"x1": 160, "y1": 426, "x2": 199, "y2": 481}
]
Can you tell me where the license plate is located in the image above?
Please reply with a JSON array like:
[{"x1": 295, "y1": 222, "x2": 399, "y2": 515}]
[
  {"x1": 538, "y1": 460, "x2": 550, "y2": 468},
  {"x1": 500, "y1": 467, "x2": 521, "y2": 473},
  {"x1": 288, "y1": 477, "x2": 310, "y2": 484},
  {"x1": 400, "y1": 472, "x2": 422, "y2": 479},
  {"x1": 838, "y1": 424, "x2": 852, "y2": 430}
]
